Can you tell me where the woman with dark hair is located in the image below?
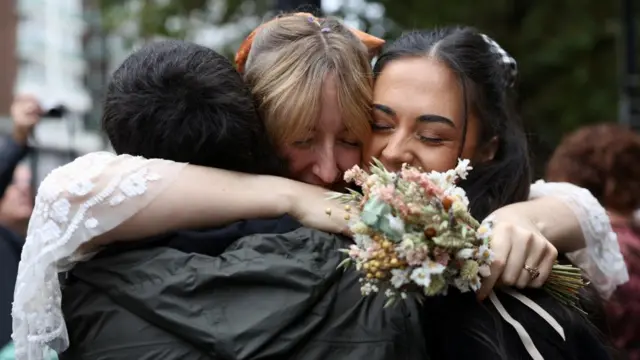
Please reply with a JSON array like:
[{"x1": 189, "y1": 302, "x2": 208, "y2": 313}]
[
  {"x1": 364, "y1": 26, "x2": 609, "y2": 359},
  {"x1": 14, "y1": 18, "x2": 621, "y2": 359},
  {"x1": 547, "y1": 123, "x2": 640, "y2": 359}
]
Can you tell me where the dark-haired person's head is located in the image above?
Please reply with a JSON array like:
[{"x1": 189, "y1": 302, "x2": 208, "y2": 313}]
[
  {"x1": 102, "y1": 40, "x2": 285, "y2": 176},
  {"x1": 546, "y1": 123, "x2": 640, "y2": 216},
  {"x1": 367, "y1": 26, "x2": 529, "y2": 220},
  {"x1": 366, "y1": 26, "x2": 610, "y2": 359}
]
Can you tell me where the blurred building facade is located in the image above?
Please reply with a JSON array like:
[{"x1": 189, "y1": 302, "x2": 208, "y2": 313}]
[{"x1": 0, "y1": 0, "x2": 105, "y2": 186}]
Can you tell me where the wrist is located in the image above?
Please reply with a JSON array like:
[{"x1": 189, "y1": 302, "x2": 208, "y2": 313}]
[
  {"x1": 260, "y1": 175, "x2": 300, "y2": 217},
  {"x1": 12, "y1": 127, "x2": 30, "y2": 145}
]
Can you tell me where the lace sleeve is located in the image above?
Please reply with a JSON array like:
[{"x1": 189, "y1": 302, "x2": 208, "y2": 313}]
[
  {"x1": 12, "y1": 151, "x2": 187, "y2": 360},
  {"x1": 529, "y1": 180, "x2": 629, "y2": 299}
]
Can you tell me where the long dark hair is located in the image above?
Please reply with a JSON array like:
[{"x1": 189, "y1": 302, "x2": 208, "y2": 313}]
[
  {"x1": 373, "y1": 27, "x2": 613, "y2": 359},
  {"x1": 373, "y1": 27, "x2": 530, "y2": 220}
]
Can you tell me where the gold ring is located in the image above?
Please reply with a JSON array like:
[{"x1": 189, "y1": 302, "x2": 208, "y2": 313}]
[{"x1": 524, "y1": 264, "x2": 540, "y2": 280}]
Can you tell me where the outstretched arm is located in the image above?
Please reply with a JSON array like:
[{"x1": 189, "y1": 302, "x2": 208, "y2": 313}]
[
  {"x1": 472, "y1": 181, "x2": 628, "y2": 300},
  {"x1": 527, "y1": 181, "x2": 629, "y2": 298}
]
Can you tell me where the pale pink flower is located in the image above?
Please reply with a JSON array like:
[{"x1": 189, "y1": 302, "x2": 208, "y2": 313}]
[
  {"x1": 375, "y1": 184, "x2": 396, "y2": 203},
  {"x1": 348, "y1": 245, "x2": 361, "y2": 258},
  {"x1": 433, "y1": 247, "x2": 451, "y2": 266},
  {"x1": 405, "y1": 244, "x2": 429, "y2": 266},
  {"x1": 344, "y1": 165, "x2": 367, "y2": 185},
  {"x1": 400, "y1": 166, "x2": 422, "y2": 183}
]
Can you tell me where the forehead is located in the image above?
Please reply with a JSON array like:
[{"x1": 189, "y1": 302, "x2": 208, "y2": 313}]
[
  {"x1": 316, "y1": 74, "x2": 346, "y2": 133},
  {"x1": 373, "y1": 57, "x2": 463, "y2": 122}
]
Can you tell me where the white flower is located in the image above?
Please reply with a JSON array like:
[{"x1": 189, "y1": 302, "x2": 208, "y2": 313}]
[
  {"x1": 454, "y1": 278, "x2": 472, "y2": 293},
  {"x1": 476, "y1": 222, "x2": 493, "y2": 243},
  {"x1": 422, "y1": 260, "x2": 446, "y2": 275},
  {"x1": 386, "y1": 214, "x2": 406, "y2": 234},
  {"x1": 445, "y1": 187, "x2": 470, "y2": 207},
  {"x1": 476, "y1": 245, "x2": 495, "y2": 264},
  {"x1": 426, "y1": 171, "x2": 451, "y2": 189},
  {"x1": 361, "y1": 282, "x2": 380, "y2": 296},
  {"x1": 390, "y1": 268, "x2": 410, "y2": 288},
  {"x1": 455, "y1": 159, "x2": 473, "y2": 180},
  {"x1": 410, "y1": 268, "x2": 432, "y2": 288},
  {"x1": 444, "y1": 169, "x2": 457, "y2": 184},
  {"x1": 454, "y1": 275, "x2": 482, "y2": 293},
  {"x1": 353, "y1": 234, "x2": 373, "y2": 248},
  {"x1": 385, "y1": 288, "x2": 396, "y2": 298},
  {"x1": 456, "y1": 248, "x2": 474, "y2": 259},
  {"x1": 410, "y1": 261, "x2": 446, "y2": 288}
]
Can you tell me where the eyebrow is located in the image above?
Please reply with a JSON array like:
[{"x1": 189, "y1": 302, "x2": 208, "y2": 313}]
[{"x1": 373, "y1": 103, "x2": 456, "y2": 128}]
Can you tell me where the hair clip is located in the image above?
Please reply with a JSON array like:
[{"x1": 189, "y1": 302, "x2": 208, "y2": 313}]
[
  {"x1": 321, "y1": 27, "x2": 331, "y2": 33},
  {"x1": 307, "y1": 16, "x2": 315, "y2": 23}
]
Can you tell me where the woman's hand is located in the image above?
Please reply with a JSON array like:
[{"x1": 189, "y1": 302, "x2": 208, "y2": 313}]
[
  {"x1": 287, "y1": 184, "x2": 352, "y2": 236},
  {"x1": 476, "y1": 207, "x2": 559, "y2": 301}
]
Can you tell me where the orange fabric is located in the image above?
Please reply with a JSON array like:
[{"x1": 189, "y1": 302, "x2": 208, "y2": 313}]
[{"x1": 234, "y1": 12, "x2": 385, "y2": 73}]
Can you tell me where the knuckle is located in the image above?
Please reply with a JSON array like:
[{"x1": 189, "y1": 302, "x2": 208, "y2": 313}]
[
  {"x1": 501, "y1": 274, "x2": 516, "y2": 286},
  {"x1": 492, "y1": 257, "x2": 506, "y2": 270}
]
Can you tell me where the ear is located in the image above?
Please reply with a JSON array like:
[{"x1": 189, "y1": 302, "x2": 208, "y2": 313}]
[{"x1": 477, "y1": 136, "x2": 499, "y2": 162}]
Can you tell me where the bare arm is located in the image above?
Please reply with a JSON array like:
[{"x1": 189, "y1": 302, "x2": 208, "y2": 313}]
[
  {"x1": 97, "y1": 164, "x2": 348, "y2": 245},
  {"x1": 495, "y1": 196, "x2": 583, "y2": 254}
]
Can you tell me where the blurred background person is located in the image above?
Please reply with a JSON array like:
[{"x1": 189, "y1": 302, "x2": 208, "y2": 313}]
[
  {"x1": 546, "y1": 123, "x2": 640, "y2": 360},
  {"x1": 0, "y1": 95, "x2": 39, "y2": 348}
]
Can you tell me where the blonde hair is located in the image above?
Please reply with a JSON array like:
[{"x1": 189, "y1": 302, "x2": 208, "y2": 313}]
[{"x1": 243, "y1": 14, "x2": 373, "y2": 146}]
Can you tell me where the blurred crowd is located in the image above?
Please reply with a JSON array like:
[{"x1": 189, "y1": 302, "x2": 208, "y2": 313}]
[{"x1": 0, "y1": 93, "x2": 639, "y2": 358}]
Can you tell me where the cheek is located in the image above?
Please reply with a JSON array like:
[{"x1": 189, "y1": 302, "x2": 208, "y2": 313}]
[
  {"x1": 335, "y1": 147, "x2": 362, "y2": 171},
  {"x1": 414, "y1": 147, "x2": 458, "y2": 172},
  {"x1": 364, "y1": 133, "x2": 387, "y2": 161},
  {"x1": 280, "y1": 146, "x2": 313, "y2": 175}
]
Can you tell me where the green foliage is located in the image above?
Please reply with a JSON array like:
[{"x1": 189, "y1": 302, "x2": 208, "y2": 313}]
[
  {"x1": 365, "y1": 0, "x2": 638, "y2": 168},
  {"x1": 98, "y1": 0, "x2": 272, "y2": 57}
]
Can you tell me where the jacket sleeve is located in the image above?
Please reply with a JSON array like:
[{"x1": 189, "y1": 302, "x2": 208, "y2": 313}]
[
  {"x1": 0, "y1": 136, "x2": 28, "y2": 198},
  {"x1": 69, "y1": 229, "x2": 346, "y2": 360}
]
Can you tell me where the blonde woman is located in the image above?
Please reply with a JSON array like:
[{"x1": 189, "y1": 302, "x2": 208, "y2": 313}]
[{"x1": 13, "y1": 13, "x2": 625, "y2": 359}]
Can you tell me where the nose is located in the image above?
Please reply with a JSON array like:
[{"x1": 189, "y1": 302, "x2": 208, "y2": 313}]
[
  {"x1": 380, "y1": 132, "x2": 413, "y2": 172},
  {"x1": 312, "y1": 146, "x2": 340, "y2": 185}
]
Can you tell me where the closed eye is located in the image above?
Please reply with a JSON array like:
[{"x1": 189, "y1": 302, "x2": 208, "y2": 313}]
[
  {"x1": 418, "y1": 135, "x2": 444, "y2": 144},
  {"x1": 292, "y1": 139, "x2": 313, "y2": 147}
]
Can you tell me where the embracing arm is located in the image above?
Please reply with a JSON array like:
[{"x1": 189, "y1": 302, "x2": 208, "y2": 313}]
[
  {"x1": 496, "y1": 181, "x2": 629, "y2": 298},
  {"x1": 25, "y1": 152, "x2": 346, "y2": 255}
]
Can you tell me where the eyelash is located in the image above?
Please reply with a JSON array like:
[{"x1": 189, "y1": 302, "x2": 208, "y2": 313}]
[
  {"x1": 292, "y1": 139, "x2": 361, "y2": 148},
  {"x1": 418, "y1": 136, "x2": 444, "y2": 144},
  {"x1": 371, "y1": 123, "x2": 393, "y2": 131}
]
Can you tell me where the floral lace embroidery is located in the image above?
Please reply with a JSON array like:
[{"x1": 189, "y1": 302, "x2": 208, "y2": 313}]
[
  {"x1": 530, "y1": 180, "x2": 629, "y2": 299},
  {"x1": 11, "y1": 152, "x2": 179, "y2": 360}
]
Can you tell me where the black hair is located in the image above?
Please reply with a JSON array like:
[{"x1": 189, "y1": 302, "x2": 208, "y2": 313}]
[
  {"x1": 373, "y1": 27, "x2": 529, "y2": 220},
  {"x1": 103, "y1": 39, "x2": 286, "y2": 176},
  {"x1": 374, "y1": 27, "x2": 613, "y2": 359}
]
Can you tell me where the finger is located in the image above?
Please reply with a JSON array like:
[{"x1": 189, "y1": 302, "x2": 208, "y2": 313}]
[
  {"x1": 476, "y1": 223, "x2": 511, "y2": 301},
  {"x1": 515, "y1": 234, "x2": 547, "y2": 288},
  {"x1": 500, "y1": 225, "x2": 530, "y2": 288},
  {"x1": 530, "y1": 244, "x2": 558, "y2": 288}
]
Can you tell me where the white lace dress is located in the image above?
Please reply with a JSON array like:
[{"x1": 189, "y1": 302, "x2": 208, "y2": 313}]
[{"x1": 11, "y1": 152, "x2": 629, "y2": 360}]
